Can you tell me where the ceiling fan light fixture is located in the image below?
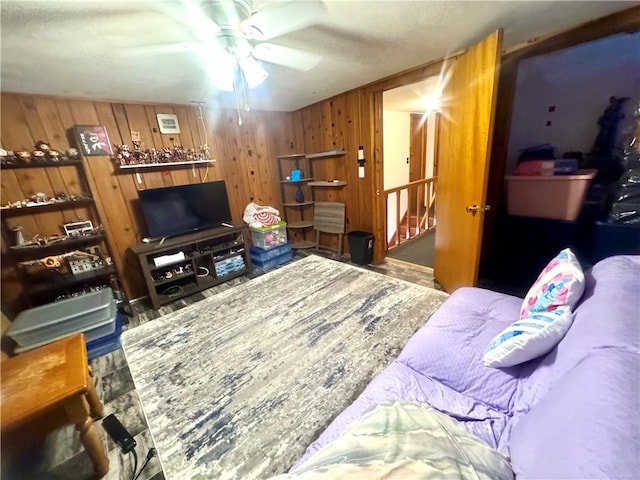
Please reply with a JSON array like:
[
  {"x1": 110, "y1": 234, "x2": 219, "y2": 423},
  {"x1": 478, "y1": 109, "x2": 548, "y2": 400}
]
[
  {"x1": 206, "y1": 63, "x2": 235, "y2": 92},
  {"x1": 238, "y1": 55, "x2": 268, "y2": 89}
]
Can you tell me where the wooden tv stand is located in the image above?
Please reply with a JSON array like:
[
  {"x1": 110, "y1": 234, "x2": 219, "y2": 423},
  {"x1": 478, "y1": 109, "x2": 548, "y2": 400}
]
[{"x1": 130, "y1": 225, "x2": 252, "y2": 309}]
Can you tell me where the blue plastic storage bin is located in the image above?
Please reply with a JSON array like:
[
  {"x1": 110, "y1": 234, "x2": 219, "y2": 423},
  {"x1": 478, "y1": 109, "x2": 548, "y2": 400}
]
[
  {"x1": 250, "y1": 242, "x2": 292, "y2": 263},
  {"x1": 251, "y1": 250, "x2": 294, "y2": 270},
  {"x1": 87, "y1": 313, "x2": 123, "y2": 360}
]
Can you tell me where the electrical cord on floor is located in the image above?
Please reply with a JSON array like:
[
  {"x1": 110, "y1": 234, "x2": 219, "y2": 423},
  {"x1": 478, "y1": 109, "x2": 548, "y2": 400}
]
[
  {"x1": 130, "y1": 448, "x2": 138, "y2": 480},
  {"x1": 133, "y1": 448, "x2": 157, "y2": 480}
]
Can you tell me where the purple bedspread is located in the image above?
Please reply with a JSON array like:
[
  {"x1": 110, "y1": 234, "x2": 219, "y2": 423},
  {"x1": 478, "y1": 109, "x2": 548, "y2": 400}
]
[{"x1": 293, "y1": 256, "x2": 640, "y2": 479}]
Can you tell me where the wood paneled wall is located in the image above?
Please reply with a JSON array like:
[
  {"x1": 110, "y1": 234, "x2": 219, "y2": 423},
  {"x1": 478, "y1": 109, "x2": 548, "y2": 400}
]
[
  {"x1": 1, "y1": 93, "x2": 299, "y2": 309},
  {"x1": 288, "y1": 90, "x2": 376, "y2": 249}
]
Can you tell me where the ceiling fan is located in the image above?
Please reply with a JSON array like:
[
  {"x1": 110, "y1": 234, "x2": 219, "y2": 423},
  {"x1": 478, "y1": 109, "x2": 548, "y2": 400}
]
[{"x1": 140, "y1": 0, "x2": 326, "y2": 92}]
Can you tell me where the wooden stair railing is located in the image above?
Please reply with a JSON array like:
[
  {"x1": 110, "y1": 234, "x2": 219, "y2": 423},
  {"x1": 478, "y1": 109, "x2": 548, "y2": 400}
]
[{"x1": 384, "y1": 177, "x2": 437, "y2": 249}]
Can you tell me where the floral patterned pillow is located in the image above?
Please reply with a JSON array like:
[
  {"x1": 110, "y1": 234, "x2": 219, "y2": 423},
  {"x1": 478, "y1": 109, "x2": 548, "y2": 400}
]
[
  {"x1": 520, "y1": 248, "x2": 585, "y2": 318},
  {"x1": 483, "y1": 248, "x2": 585, "y2": 368}
]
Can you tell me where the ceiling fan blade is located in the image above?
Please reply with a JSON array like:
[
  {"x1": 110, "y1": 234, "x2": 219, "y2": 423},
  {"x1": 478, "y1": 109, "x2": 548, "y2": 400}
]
[
  {"x1": 253, "y1": 43, "x2": 322, "y2": 71},
  {"x1": 242, "y1": 0, "x2": 327, "y2": 41},
  {"x1": 126, "y1": 42, "x2": 203, "y2": 55},
  {"x1": 161, "y1": 0, "x2": 221, "y2": 43}
]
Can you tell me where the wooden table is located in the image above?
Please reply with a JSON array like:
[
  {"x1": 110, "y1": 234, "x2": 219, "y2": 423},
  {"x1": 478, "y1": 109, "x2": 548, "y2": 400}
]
[{"x1": 1, "y1": 333, "x2": 109, "y2": 478}]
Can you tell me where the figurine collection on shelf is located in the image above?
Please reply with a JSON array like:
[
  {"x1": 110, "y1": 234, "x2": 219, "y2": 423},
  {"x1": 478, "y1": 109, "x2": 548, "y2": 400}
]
[
  {"x1": 114, "y1": 141, "x2": 211, "y2": 166},
  {"x1": 1, "y1": 191, "x2": 92, "y2": 210},
  {"x1": 9, "y1": 221, "x2": 105, "y2": 249},
  {"x1": 18, "y1": 247, "x2": 111, "y2": 278},
  {"x1": 0, "y1": 141, "x2": 81, "y2": 166}
]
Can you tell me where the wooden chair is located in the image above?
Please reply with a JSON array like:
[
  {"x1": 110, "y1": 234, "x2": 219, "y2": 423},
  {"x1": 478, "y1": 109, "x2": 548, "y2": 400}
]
[{"x1": 314, "y1": 202, "x2": 346, "y2": 255}]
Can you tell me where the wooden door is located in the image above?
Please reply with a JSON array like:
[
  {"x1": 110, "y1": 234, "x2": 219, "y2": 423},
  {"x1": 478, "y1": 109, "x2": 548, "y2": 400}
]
[
  {"x1": 434, "y1": 30, "x2": 502, "y2": 292},
  {"x1": 409, "y1": 113, "x2": 427, "y2": 183},
  {"x1": 409, "y1": 113, "x2": 427, "y2": 217}
]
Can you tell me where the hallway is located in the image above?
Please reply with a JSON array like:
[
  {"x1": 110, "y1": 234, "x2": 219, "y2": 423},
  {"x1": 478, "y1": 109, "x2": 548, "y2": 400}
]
[{"x1": 386, "y1": 229, "x2": 435, "y2": 268}]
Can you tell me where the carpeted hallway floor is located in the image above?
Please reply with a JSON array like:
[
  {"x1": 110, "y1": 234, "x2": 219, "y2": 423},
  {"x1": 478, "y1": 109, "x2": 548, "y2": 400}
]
[{"x1": 387, "y1": 229, "x2": 436, "y2": 268}]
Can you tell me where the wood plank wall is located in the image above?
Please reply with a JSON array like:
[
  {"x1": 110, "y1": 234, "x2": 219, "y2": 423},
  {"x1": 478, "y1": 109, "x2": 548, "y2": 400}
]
[
  {"x1": 289, "y1": 90, "x2": 376, "y2": 251},
  {"x1": 1, "y1": 93, "x2": 298, "y2": 310}
]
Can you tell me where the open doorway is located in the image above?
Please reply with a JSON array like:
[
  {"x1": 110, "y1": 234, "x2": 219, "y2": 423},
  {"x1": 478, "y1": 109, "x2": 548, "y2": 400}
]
[{"x1": 382, "y1": 77, "x2": 441, "y2": 268}]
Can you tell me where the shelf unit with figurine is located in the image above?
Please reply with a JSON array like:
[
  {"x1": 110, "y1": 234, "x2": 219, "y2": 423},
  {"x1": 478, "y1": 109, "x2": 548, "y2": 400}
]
[{"x1": 0, "y1": 144, "x2": 129, "y2": 310}]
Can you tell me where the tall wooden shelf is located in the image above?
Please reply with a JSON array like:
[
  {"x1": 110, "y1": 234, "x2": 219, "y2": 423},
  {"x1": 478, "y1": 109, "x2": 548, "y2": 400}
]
[
  {"x1": 276, "y1": 154, "x2": 315, "y2": 249},
  {"x1": 0, "y1": 159, "x2": 127, "y2": 309},
  {"x1": 276, "y1": 149, "x2": 347, "y2": 250}
]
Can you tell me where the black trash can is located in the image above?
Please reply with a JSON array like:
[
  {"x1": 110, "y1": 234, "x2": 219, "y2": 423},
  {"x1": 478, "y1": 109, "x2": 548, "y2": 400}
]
[{"x1": 347, "y1": 231, "x2": 374, "y2": 265}]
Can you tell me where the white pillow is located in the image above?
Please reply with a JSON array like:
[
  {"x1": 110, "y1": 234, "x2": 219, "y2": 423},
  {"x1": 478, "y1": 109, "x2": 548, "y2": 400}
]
[
  {"x1": 483, "y1": 306, "x2": 574, "y2": 367},
  {"x1": 483, "y1": 248, "x2": 585, "y2": 368}
]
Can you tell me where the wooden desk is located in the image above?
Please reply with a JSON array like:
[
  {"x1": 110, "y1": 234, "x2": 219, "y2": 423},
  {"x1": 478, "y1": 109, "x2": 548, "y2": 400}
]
[{"x1": 1, "y1": 333, "x2": 109, "y2": 478}]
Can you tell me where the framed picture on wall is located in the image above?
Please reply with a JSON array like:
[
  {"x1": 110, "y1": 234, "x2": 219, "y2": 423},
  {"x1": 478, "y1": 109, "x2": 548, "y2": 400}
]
[
  {"x1": 71, "y1": 125, "x2": 113, "y2": 156},
  {"x1": 156, "y1": 113, "x2": 180, "y2": 134}
]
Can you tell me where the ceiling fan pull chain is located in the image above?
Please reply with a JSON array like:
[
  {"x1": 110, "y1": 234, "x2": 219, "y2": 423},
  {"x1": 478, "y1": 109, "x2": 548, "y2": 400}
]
[
  {"x1": 240, "y1": 69, "x2": 250, "y2": 112},
  {"x1": 238, "y1": 63, "x2": 249, "y2": 112},
  {"x1": 233, "y1": 73, "x2": 243, "y2": 126}
]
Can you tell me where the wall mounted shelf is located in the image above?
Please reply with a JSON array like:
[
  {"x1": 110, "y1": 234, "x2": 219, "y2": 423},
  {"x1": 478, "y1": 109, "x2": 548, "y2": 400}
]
[
  {"x1": 306, "y1": 149, "x2": 346, "y2": 159},
  {"x1": 117, "y1": 159, "x2": 215, "y2": 169},
  {"x1": 288, "y1": 221, "x2": 314, "y2": 229},
  {"x1": 280, "y1": 178, "x2": 314, "y2": 184},
  {"x1": 282, "y1": 201, "x2": 315, "y2": 207},
  {"x1": 1, "y1": 159, "x2": 83, "y2": 169},
  {"x1": 307, "y1": 181, "x2": 347, "y2": 187},
  {"x1": 291, "y1": 240, "x2": 316, "y2": 250}
]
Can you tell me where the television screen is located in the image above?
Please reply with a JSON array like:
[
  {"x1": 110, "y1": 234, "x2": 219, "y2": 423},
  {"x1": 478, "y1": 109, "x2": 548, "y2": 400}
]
[{"x1": 139, "y1": 181, "x2": 232, "y2": 239}]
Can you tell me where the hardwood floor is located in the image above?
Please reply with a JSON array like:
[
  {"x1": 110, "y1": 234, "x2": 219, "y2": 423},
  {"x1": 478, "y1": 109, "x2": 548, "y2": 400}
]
[{"x1": 3, "y1": 251, "x2": 436, "y2": 480}]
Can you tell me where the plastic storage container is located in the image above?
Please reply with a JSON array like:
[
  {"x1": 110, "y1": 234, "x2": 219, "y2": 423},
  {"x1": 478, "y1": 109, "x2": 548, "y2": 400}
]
[
  {"x1": 14, "y1": 301, "x2": 117, "y2": 354},
  {"x1": 214, "y1": 255, "x2": 246, "y2": 277},
  {"x1": 251, "y1": 250, "x2": 294, "y2": 270},
  {"x1": 7, "y1": 288, "x2": 115, "y2": 346},
  {"x1": 86, "y1": 313, "x2": 123, "y2": 360},
  {"x1": 250, "y1": 221, "x2": 288, "y2": 249},
  {"x1": 504, "y1": 169, "x2": 597, "y2": 221},
  {"x1": 250, "y1": 242, "x2": 292, "y2": 263}
]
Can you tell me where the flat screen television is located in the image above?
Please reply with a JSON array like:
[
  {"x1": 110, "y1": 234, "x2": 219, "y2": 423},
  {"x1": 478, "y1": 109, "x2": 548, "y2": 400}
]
[{"x1": 138, "y1": 181, "x2": 232, "y2": 239}]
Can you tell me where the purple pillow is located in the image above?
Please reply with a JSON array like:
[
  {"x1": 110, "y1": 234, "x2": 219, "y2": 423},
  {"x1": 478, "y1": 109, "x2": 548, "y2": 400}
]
[{"x1": 396, "y1": 287, "x2": 522, "y2": 413}]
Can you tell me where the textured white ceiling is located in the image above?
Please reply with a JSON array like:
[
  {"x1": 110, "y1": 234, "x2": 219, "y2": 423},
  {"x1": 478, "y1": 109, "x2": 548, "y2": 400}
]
[
  {"x1": 384, "y1": 76, "x2": 441, "y2": 113},
  {"x1": 0, "y1": 1, "x2": 634, "y2": 112}
]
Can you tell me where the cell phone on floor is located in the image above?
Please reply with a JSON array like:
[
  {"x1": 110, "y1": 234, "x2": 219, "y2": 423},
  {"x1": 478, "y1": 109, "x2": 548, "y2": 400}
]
[{"x1": 102, "y1": 414, "x2": 137, "y2": 453}]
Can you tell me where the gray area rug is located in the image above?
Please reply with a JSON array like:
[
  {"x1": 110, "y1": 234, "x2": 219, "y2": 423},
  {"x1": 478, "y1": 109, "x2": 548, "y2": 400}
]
[{"x1": 121, "y1": 255, "x2": 448, "y2": 480}]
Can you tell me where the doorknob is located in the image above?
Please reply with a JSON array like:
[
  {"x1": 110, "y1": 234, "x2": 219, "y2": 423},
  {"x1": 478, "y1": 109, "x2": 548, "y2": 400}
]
[{"x1": 465, "y1": 204, "x2": 491, "y2": 215}]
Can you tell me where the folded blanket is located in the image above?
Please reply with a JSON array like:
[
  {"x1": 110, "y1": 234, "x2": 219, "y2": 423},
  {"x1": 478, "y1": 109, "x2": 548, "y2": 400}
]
[{"x1": 271, "y1": 402, "x2": 513, "y2": 480}]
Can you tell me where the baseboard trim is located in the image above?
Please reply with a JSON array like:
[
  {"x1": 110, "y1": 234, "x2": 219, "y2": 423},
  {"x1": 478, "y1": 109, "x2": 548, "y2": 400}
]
[{"x1": 384, "y1": 256, "x2": 434, "y2": 273}]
